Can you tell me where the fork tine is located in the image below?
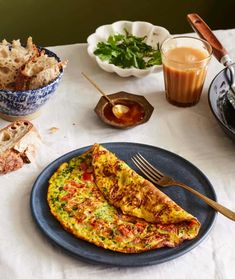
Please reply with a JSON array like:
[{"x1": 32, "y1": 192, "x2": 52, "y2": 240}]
[
  {"x1": 131, "y1": 157, "x2": 159, "y2": 184},
  {"x1": 136, "y1": 153, "x2": 164, "y2": 179}
]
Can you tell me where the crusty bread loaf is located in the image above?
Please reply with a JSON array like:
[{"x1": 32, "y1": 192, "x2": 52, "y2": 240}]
[
  {"x1": 0, "y1": 120, "x2": 41, "y2": 174},
  {"x1": 0, "y1": 37, "x2": 67, "y2": 91},
  {"x1": 28, "y1": 61, "x2": 67, "y2": 89},
  {"x1": 0, "y1": 37, "x2": 39, "y2": 90},
  {"x1": 20, "y1": 51, "x2": 67, "y2": 89}
]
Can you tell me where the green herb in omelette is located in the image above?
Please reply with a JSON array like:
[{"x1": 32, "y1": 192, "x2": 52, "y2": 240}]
[{"x1": 94, "y1": 30, "x2": 162, "y2": 69}]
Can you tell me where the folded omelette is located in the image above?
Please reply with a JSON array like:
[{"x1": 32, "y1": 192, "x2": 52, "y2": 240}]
[{"x1": 47, "y1": 143, "x2": 200, "y2": 253}]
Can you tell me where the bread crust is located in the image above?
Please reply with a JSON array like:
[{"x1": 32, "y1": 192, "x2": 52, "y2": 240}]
[
  {"x1": 0, "y1": 37, "x2": 67, "y2": 91},
  {"x1": 0, "y1": 120, "x2": 41, "y2": 174},
  {"x1": 0, "y1": 150, "x2": 24, "y2": 174},
  {"x1": 0, "y1": 37, "x2": 39, "y2": 90}
]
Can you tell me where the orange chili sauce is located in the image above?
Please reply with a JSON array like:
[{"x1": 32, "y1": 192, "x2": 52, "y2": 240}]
[{"x1": 103, "y1": 100, "x2": 145, "y2": 125}]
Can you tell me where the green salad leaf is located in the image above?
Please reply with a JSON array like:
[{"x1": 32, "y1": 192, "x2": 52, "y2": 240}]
[{"x1": 93, "y1": 30, "x2": 162, "y2": 69}]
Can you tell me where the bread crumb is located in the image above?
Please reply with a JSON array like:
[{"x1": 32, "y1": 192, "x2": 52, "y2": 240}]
[{"x1": 49, "y1": 127, "x2": 59, "y2": 134}]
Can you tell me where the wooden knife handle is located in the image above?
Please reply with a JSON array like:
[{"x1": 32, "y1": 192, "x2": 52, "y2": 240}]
[{"x1": 187, "y1": 13, "x2": 228, "y2": 63}]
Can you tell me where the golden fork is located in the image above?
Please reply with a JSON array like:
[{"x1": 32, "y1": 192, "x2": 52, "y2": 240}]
[{"x1": 132, "y1": 153, "x2": 235, "y2": 221}]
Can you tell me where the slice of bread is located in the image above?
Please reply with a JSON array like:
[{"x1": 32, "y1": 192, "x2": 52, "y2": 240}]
[
  {"x1": 0, "y1": 120, "x2": 41, "y2": 174},
  {"x1": 0, "y1": 37, "x2": 67, "y2": 91},
  {"x1": 28, "y1": 61, "x2": 67, "y2": 89},
  {"x1": 0, "y1": 37, "x2": 39, "y2": 90},
  {"x1": 19, "y1": 51, "x2": 67, "y2": 89},
  {"x1": 21, "y1": 50, "x2": 59, "y2": 77}
]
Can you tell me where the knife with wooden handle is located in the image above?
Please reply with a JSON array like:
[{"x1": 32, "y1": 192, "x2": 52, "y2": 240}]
[{"x1": 187, "y1": 13, "x2": 232, "y2": 66}]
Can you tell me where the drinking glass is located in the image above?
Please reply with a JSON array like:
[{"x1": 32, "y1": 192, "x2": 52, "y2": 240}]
[{"x1": 160, "y1": 36, "x2": 212, "y2": 107}]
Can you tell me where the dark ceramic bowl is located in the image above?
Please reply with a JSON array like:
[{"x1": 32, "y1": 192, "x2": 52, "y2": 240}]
[
  {"x1": 208, "y1": 64, "x2": 235, "y2": 141},
  {"x1": 94, "y1": 92, "x2": 154, "y2": 129},
  {"x1": 0, "y1": 48, "x2": 64, "y2": 121}
]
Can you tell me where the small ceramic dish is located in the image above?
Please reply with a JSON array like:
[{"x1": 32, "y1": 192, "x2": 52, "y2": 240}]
[
  {"x1": 87, "y1": 21, "x2": 170, "y2": 77},
  {"x1": 0, "y1": 48, "x2": 64, "y2": 121},
  {"x1": 94, "y1": 91, "x2": 154, "y2": 128}
]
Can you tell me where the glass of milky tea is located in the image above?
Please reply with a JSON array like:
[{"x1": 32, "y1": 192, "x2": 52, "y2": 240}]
[{"x1": 160, "y1": 36, "x2": 212, "y2": 107}]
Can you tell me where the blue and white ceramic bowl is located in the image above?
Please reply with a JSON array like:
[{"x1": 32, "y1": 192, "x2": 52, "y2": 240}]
[{"x1": 0, "y1": 48, "x2": 64, "y2": 121}]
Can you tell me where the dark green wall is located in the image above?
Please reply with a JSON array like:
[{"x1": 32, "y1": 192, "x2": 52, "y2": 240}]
[{"x1": 0, "y1": 0, "x2": 235, "y2": 46}]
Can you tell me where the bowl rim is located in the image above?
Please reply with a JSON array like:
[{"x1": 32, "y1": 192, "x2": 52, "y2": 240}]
[
  {"x1": 87, "y1": 20, "x2": 170, "y2": 43},
  {"x1": 87, "y1": 20, "x2": 171, "y2": 76}
]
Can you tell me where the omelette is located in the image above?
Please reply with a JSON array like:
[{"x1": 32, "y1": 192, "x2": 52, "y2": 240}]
[{"x1": 47, "y1": 144, "x2": 200, "y2": 253}]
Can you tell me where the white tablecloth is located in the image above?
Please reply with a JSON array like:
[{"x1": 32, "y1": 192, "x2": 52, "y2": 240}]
[{"x1": 0, "y1": 29, "x2": 235, "y2": 279}]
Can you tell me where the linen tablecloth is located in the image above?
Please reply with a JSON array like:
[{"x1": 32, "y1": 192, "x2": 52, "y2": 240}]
[{"x1": 0, "y1": 29, "x2": 235, "y2": 279}]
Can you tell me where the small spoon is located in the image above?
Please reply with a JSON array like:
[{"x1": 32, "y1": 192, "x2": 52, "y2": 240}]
[{"x1": 81, "y1": 72, "x2": 129, "y2": 118}]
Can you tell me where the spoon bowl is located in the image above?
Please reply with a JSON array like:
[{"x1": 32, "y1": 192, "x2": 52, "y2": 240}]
[{"x1": 112, "y1": 104, "x2": 130, "y2": 119}]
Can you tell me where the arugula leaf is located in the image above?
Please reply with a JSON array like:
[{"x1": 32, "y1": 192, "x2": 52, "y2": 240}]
[{"x1": 93, "y1": 31, "x2": 162, "y2": 69}]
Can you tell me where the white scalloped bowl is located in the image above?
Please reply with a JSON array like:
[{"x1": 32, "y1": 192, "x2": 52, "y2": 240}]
[{"x1": 87, "y1": 21, "x2": 171, "y2": 77}]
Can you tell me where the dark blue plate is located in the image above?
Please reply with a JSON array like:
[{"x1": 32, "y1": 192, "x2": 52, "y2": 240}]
[{"x1": 30, "y1": 142, "x2": 217, "y2": 266}]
